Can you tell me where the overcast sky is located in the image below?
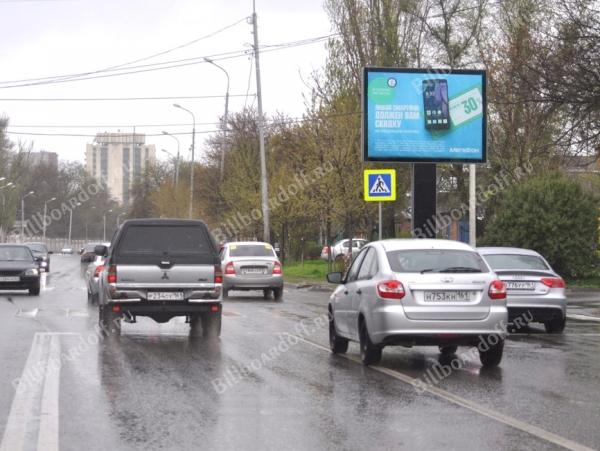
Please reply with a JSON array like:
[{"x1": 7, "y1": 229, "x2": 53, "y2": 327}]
[{"x1": 0, "y1": 0, "x2": 331, "y2": 164}]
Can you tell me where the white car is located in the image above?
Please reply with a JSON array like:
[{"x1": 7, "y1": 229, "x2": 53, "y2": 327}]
[{"x1": 321, "y1": 238, "x2": 368, "y2": 261}]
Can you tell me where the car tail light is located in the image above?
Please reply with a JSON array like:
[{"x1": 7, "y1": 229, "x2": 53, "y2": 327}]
[
  {"x1": 107, "y1": 265, "x2": 117, "y2": 284},
  {"x1": 272, "y1": 261, "x2": 282, "y2": 275},
  {"x1": 214, "y1": 264, "x2": 223, "y2": 284},
  {"x1": 211, "y1": 304, "x2": 220, "y2": 313},
  {"x1": 377, "y1": 280, "x2": 405, "y2": 300},
  {"x1": 94, "y1": 265, "x2": 105, "y2": 278},
  {"x1": 225, "y1": 262, "x2": 235, "y2": 275},
  {"x1": 541, "y1": 277, "x2": 565, "y2": 288},
  {"x1": 488, "y1": 280, "x2": 507, "y2": 300}
]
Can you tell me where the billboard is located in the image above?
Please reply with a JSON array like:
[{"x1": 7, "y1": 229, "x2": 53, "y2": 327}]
[{"x1": 363, "y1": 67, "x2": 486, "y2": 163}]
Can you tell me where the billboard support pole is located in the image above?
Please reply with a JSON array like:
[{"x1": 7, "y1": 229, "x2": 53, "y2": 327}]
[
  {"x1": 469, "y1": 164, "x2": 476, "y2": 246},
  {"x1": 411, "y1": 163, "x2": 437, "y2": 238}
]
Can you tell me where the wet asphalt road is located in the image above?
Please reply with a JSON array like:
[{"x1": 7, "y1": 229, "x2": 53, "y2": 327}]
[{"x1": 1, "y1": 255, "x2": 600, "y2": 451}]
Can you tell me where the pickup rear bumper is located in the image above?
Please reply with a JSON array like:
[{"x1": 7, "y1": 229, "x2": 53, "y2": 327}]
[{"x1": 106, "y1": 300, "x2": 221, "y2": 323}]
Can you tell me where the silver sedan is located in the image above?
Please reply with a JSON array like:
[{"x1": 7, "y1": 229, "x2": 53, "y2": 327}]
[
  {"x1": 478, "y1": 247, "x2": 567, "y2": 333},
  {"x1": 327, "y1": 239, "x2": 508, "y2": 366},
  {"x1": 221, "y1": 242, "x2": 284, "y2": 301}
]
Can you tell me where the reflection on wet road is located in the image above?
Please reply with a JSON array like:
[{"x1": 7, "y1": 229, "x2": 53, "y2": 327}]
[{"x1": 1, "y1": 256, "x2": 599, "y2": 450}]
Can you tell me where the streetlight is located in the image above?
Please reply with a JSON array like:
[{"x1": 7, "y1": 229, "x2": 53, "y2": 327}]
[
  {"x1": 68, "y1": 202, "x2": 81, "y2": 245},
  {"x1": 162, "y1": 131, "x2": 180, "y2": 186},
  {"x1": 20, "y1": 190, "x2": 35, "y2": 242},
  {"x1": 173, "y1": 103, "x2": 196, "y2": 219},
  {"x1": 43, "y1": 197, "x2": 56, "y2": 241},
  {"x1": 161, "y1": 149, "x2": 178, "y2": 186},
  {"x1": 204, "y1": 57, "x2": 230, "y2": 180},
  {"x1": 103, "y1": 209, "x2": 113, "y2": 241}
]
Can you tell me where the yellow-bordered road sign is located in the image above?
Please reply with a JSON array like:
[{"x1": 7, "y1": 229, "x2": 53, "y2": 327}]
[{"x1": 364, "y1": 169, "x2": 396, "y2": 201}]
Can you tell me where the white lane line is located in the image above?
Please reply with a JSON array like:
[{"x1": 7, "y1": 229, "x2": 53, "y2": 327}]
[
  {"x1": 36, "y1": 335, "x2": 60, "y2": 451},
  {"x1": 567, "y1": 314, "x2": 600, "y2": 323},
  {"x1": 15, "y1": 308, "x2": 39, "y2": 318},
  {"x1": 294, "y1": 336, "x2": 595, "y2": 451},
  {"x1": 0, "y1": 334, "x2": 48, "y2": 451}
]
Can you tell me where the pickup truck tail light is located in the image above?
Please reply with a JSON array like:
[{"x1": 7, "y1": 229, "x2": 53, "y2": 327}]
[
  {"x1": 107, "y1": 265, "x2": 117, "y2": 284},
  {"x1": 225, "y1": 262, "x2": 235, "y2": 275},
  {"x1": 94, "y1": 264, "x2": 105, "y2": 278},
  {"x1": 214, "y1": 264, "x2": 223, "y2": 284},
  {"x1": 488, "y1": 280, "x2": 507, "y2": 300},
  {"x1": 272, "y1": 261, "x2": 282, "y2": 275},
  {"x1": 377, "y1": 280, "x2": 405, "y2": 300},
  {"x1": 540, "y1": 277, "x2": 565, "y2": 288}
]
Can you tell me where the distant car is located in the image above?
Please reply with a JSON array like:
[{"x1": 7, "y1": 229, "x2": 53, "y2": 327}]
[
  {"x1": 80, "y1": 242, "x2": 102, "y2": 263},
  {"x1": 61, "y1": 247, "x2": 74, "y2": 255},
  {"x1": 85, "y1": 255, "x2": 104, "y2": 304},
  {"x1": 221, "y1": 241, "x2": 283, "y2": 301},
  {"x1": 327, "y1": 239, "x2": 508, "y2": 366},
  {"x1": 321, "y1": 238, "x2": 368, "y2": 261},
  {"x1": 478, "y1": 247, "x2": 567, "y2": 333},
  {"x1": 25, "y1": 242, "x2": 52, "y2": 272},
  {"x1": 0, "y1": 244, "x2": 41, "y2": 295}
]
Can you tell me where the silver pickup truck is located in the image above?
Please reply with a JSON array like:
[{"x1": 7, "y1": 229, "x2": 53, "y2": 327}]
[{"x1": 95, "y1": 218, "x2": 222, "y2": 338}]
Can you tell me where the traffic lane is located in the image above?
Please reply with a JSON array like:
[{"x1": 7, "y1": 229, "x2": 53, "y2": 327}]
[
  {"x1": 276, "y1": 288, "x2": 600, "y2": 449},
  {"x1": 56, "y1": 307, "x2": 557, "y2": 451}
]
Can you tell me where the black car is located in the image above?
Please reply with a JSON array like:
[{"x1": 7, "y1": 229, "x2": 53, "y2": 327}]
[
  {"x1": 0, "y1": 244, "x2": 41, "y2": 295},
  {"x1": 25, "y1": 242, "x2": 52, "y2": 272},
  {"x1": 80, "y1": 243, "x2": 101, "y2": 263}
]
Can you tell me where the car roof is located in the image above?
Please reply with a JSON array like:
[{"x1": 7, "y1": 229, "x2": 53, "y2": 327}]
[
  {"x1": 225, "y1": 241, "x2": 272, "y2": 246},
  {"x1": 0, "y1": 244, "x2": 30, "y2": 248},
  {"x1": 121, "y1": 218, "x2": 209, "y2": 227},
  {"x1": 379, "y1": 239, "x2": 476, "y2": 252},
  {"x1": 24, "y1": 242, "x2": 46, "y2": 246},
  {"x1": 477, "y1": 247, "x2": 542, "y2": 257}
]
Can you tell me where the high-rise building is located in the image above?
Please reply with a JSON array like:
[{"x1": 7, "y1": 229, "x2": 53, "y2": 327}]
[
  {"x1": 85, "y1": 133, "x2": 156, "y2": 205},
  {"x1": 28, "y1": 150, "x2": 58, "y2": 169}
]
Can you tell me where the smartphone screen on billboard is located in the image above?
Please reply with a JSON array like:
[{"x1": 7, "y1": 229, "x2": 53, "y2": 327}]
[{"x1": 423, "y1": 79, "x2": 450, "y2": 130}]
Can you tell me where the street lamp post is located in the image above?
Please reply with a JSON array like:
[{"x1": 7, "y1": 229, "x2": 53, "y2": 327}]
[
  {"x1": 116, "y1": 212, "x2": 125, "y2": 227},
  {"x1": 161, "y1": 149, "x2": 178, "y2": 185},
  {"x1": 20, "y1": 191, "x2": 35, "y2": 242},
  {"x1": 204, "y1": 57, "x2": 230, "y2": 180},
  {"x1": 173, "y1": 104, "x2": 196, "y2": 219},
  {"x1": 103, "y1": 209, "x2": 113, "y2": 242},
  {"x1": 43, "y1": 197, "x2": 57, "y2": 241},
  {"x1": 162, "y1": 131, "x2": 180, "y2": 187},
  {"x1": 68, "y1": 202, "x2": 81, "y2": 245}
]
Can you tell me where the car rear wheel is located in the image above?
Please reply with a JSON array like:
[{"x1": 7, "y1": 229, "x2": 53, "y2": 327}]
[
  {"x1": 328, "y1": 309, "x2": 348, "y2": 354},
  {"x1": 29, "y1": 283, "x2": 40, "y2": 296},
  {"x1": 201, "y1": 311, "x2": 222, "y2": 339},
  {"x1": 263, "y1": 289, "x2": 271, "y2": 300},
  {"x1": 273, "y1": 287, "x2": 283, "y2": 302},
  {"x1": 222, "y1": 288, "x2": 229, "y2": 299},
  {"x1": 544, "y1": 316, "x2": 566, "y2": 333},
  {"x1": 99, "y1": 305, "x2": 121, "y2": 336},
  {"x1": 359, "y1": 319, "x2": 382, "y2": 365},
  {"x1": 439, "y1": 345, "x2": 458, "y2": 356},
  {"x1": 479, "y1": 338, "x2": 504, "y2": 367}
]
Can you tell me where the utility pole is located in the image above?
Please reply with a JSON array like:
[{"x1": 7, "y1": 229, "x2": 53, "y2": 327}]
[
  {"x1": 252, "y1": 0, "x2": 270, "y2": 243},
  {"x1": 469, "y1": 164, "x2": 476, "y2": 246}
]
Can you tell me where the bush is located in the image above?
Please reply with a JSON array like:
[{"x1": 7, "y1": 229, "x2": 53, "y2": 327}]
[{"x1": 481, "y1": 172, "x2": 599, "y2": 278}]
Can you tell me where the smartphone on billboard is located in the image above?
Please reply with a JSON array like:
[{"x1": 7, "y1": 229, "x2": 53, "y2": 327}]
[{"x1": 422, "y1": 79, "x2": 450, "y2": 130}]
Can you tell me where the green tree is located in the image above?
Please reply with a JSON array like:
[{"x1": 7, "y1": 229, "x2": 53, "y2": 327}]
[{"x1": 481, "y1": 172, "x2": 599, "y2": 278}]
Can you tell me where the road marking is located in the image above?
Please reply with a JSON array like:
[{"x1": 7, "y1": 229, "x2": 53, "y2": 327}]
[
  {"x1": 65, "y1": 308, "x2": 90, "y2": 318},
  {"x1": 567, "y1": 313, "x2": 600, "y2": 323},
  {"x1": 15, "y1": 308, "x2": 39, "y2": 318},
  {"x1": 0, "y1": 333, "x2": 61, "y2": 451},
  {"x1": 294, "y1": 336, "x2": 594, "y2": 451}
]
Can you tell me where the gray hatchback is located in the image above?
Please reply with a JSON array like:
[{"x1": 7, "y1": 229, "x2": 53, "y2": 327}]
[{"x1": 327, "y1": 239, "x2": 508, "y2": 366}]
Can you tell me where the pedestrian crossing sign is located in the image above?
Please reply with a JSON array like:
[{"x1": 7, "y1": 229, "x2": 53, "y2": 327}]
[{"x1": 364, "y1": 169, "x2": 396, "y2": 201}]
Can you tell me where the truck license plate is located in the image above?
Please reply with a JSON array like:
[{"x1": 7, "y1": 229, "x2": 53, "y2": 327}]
[{"x1": 147, "y1": 292, "x2": 184, "y2": 301}]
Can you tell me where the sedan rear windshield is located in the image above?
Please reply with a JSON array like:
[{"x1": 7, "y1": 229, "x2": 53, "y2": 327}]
[
  {"x1": 483, "y1": 254, "x2": 549, "y2": 271},
  {"x1": 387, "y1": 249, "x2": 489, "y2": 273},
  {"x1": 229, "y1": 244, "x2": 275, "y2": 257},
  {"x1": 0, "y1": 246, "x2": 34, "y2": 261},
  {"x1": 115, "y1": 225, "x2": 215, "y2": 260},
  {"x1": 27, "y1": 244, "x2": 48, "y2": 253}
]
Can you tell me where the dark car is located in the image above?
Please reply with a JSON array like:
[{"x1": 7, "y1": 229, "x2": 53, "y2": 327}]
[
  {"x1": 80, "y1": 243, "x2": 101, "y2": 263},
  {"x1": 25, "y1": 242, "x2": 52, "y2": 272},
  {"x1": 0, "y1": 244, "x2": 41, "y2": 295}
]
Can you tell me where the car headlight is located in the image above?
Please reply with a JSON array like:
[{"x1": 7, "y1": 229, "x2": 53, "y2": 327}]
[
  {"x1": 40, "y1": 261, "x2": 48, "y2": 267},
  {"x1": 25, "y1": 268, "x2": 39, "y2": 276}
]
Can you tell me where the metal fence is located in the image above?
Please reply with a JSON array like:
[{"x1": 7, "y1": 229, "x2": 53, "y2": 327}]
[{"x1": 1, "y1": 235, "x2": 103, "y2": 253}]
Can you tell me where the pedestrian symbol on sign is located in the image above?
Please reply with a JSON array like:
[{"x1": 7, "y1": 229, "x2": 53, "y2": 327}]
[{"x1": 370, "y1": 175, "x2": 391, "y2": 194}]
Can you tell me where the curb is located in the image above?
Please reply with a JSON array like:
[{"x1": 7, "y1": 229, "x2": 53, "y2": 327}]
[{"x1": 285, "y1": 282, "x2": 334, "y2": 293}]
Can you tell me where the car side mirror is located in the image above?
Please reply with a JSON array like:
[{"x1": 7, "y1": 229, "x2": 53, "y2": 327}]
[
  {"x1": 94, "y1": 245, "x2": 108, "y2": 256},
  {"x1": 327, "y1": 272, "x2": 343, "y2": 284},
  {"x1": 47, "y1": 251, "x2": 53, "y2": 255}
]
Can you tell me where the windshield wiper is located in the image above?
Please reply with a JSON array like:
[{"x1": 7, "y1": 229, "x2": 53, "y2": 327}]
[
  {"x1": 439, "y1": 267, "x2": 481, "y2": 273},
  {"x1": 420, "y1": 268, "x2": 439, "y2": 274}
]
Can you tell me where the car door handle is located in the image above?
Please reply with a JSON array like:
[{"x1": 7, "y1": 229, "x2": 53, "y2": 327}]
[{"x1": 356, "y1": 289, "x2": 362, "y2": 295}]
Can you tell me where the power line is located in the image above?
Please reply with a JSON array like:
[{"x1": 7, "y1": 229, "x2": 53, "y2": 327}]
[
  {"x1": 7, "y1": 122, "x2": 218, "y2": 128},
  {"x1": 4, "y1": 129, "x2": 220, "y2": 138},
  {"x1": 0, "y1": 94, "x2": 252, "y2": 101}
]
